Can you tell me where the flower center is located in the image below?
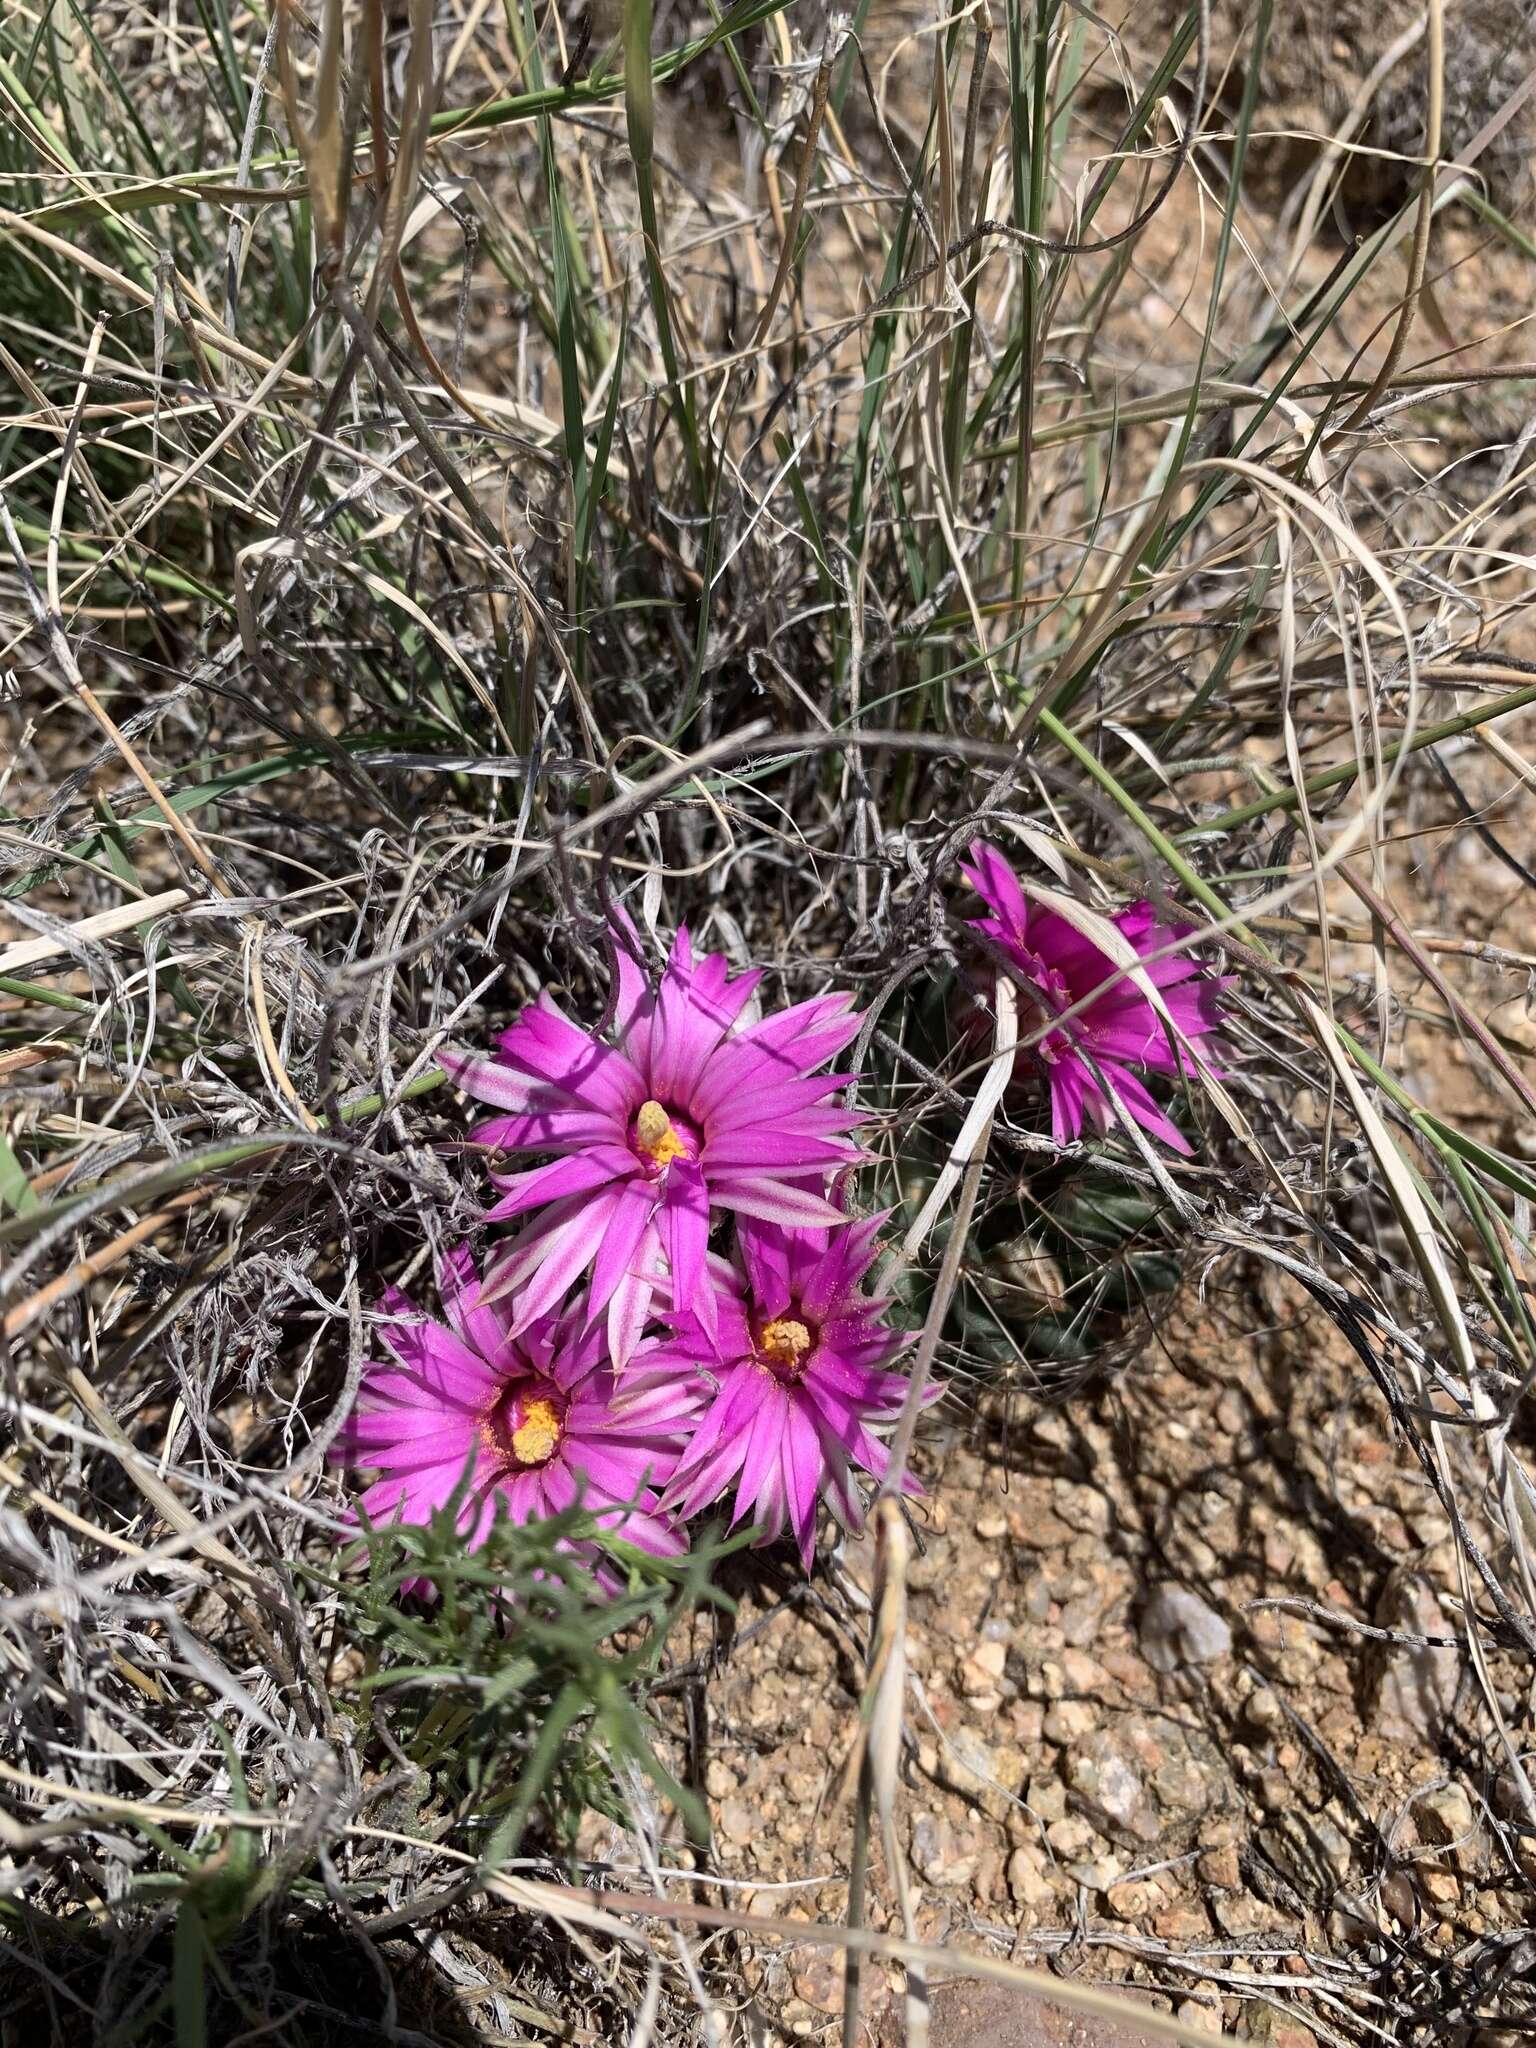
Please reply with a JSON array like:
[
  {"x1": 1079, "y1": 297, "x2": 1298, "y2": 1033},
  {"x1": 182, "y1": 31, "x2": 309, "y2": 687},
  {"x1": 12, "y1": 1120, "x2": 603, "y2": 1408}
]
[
  {"x1": 1018, "y1": 955, "x2": 1071, "y2": 1012},
  {"x1": 511, "y1": 1398, "x2": 562, "y2": 1465},
  {"x1": 1011, "y1": 957, "x2": 1076, "y2": 1066},
  {"x1": 632, "y1": 1098, "x2": 692, "y2": 1173},
  {"x1": 757, "y1": 1315, "x2": 816, "y2": 1384},
  {"x1": 487, "y1": 1381, "x2": 566, "y2": 1469}
]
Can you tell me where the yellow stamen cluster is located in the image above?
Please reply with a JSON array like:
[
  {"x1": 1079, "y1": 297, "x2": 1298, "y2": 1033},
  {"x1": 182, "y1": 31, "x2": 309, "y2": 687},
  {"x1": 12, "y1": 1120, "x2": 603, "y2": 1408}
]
[
  {"x1": 759, "y1": 1318, "x2": 813, "y2": 1369},
  {"x1": 509, "y1": 1396, "x2": 562, "y2": 1467},
  {"x1": 634, "y1": 1098, "x2": 687, "y2": 1168}
]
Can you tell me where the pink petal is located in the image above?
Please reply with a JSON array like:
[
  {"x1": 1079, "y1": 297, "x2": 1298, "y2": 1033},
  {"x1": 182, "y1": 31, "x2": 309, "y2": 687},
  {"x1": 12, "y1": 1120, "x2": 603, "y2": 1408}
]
[
  {"x1": 497, "y1": 995, "x2": 644, "y2": 1116},
  {"x1": 700, "y1": 1126, "x2": 860, "y2": 1172},
  {"x1": 711, "y1": 1178, "x2": 846, "y2": 1228},
  {"x1": 808, "y1": 1424, "x2": 861, "y2": 1527},
  {"x1": 660, "y1": 1162, "x2": 710, "y2": 1334},
  {"x1": 797, "y1": 1214, "x2": 886, "y2": 1317},
  {"x1": 359, "y1": 1453, "x2": 477, "y2": 1526},
  {"x1": 497, "y1": 1469, "x2": 544, "y2": 1523},
  {"x1": 587, "y1": 1178, "x2": 660, "y2": 1319},
  {"x1": 606, "y1": 1261, "x2": 660, "y2": 1372},
  {"x1": 607, "y1": 906, "x2": 657, "y2": 1055},
  {"x1": 440, "y1": 1048, "x2": 562, "y2": 1114},
  {"x1": 596, "y1": 1501, "x2": 688, "y2": 1561},
  {"x1": 472, "y1": 1103, "x2": 622, "y2": 1157},
  {"x1": 486, "y1": 1146, "x2": 634, "y2": 1219},
  {"x1": 537, "y1": 1459, "x2": 581, "y2": 1514},
  {"x1": 352, "y1": 1423, "x2": 483, "y2": 1472},
  {"x1": 652, "y1": 930, "x2": 761, "y2": 1102},
  {"x1": 437, "y1": 1243, "x2": 513, "y2": 1362},
  {"x1": 1098, "y1": 1062, "x2": 1193, "y2": 1153},
  {"x1": 732, "y1": 1384, "x2": 789, "y2": 1529},
  {"x1": 745, "y1": 1424, "x2": 789, "y2": 1541},
  {"x1": 1046, "y1": 1059, "x2": 1092, "y2": 1145},
  {"x1": 542, "y1": 1315, "x2": 605, "y2": 1390},
  {"x1": 962, "y1": 840, "x2": 1030, "y2": 937},
  {"x1": 572, "y1": 1440, "x2": 675, "y2": 1501},
  {"x1": 782, "y1": 1396, "x2": 825, "y2": 1567},
  {"x1": 375, "y1": 1313, "x2": 501, "y2": 1406},
  {"x1": 736, "y1": 1219, "x2": 793, "y2": 1320},
  {"x1": 498, "y1": 1192, "x2": 620, "y2": 1329}
]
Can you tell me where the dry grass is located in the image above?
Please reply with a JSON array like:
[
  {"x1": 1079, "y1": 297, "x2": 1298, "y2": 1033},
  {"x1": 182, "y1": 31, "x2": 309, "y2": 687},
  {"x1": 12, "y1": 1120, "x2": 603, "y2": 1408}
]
[{"x1": 2, "y1": 0, "x2": 1536, "y2": 2039}]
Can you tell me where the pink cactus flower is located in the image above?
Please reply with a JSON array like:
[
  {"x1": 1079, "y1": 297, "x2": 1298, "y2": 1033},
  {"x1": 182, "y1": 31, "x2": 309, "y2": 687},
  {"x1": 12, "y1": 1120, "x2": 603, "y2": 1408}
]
[
  {"x1": 441, "y1": 917, "x2": 866, "y2": 1366},
  {"x1": 649, "y1": 1215, "x2": 924, "y2": 1568},
  {"x1": 332, "y1": 1245, "x2": 699, "y2": 1596},
  {"x1": 962, "y1": 840, "x2": 1227, "y2": 1154}
]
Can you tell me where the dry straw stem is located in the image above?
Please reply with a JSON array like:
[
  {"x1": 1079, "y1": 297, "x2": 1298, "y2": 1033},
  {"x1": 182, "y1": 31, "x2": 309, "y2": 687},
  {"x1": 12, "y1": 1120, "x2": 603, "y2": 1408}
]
[
  {"x1": 0, "y1": 888, "x2": 190, "y2": 975},
  {"x1": 842, "y1": 985, "x2": 1018, "y2": 2046},
  {"x1": 751, "y1": 31, "x2": 839, "y2": 351},
  {"x1": 486, "y1": 1876, "x2": 1242, "y2": 2048},
  {"x1": 1333, "y1": 0, "x2": 1444, "y2": 434}
]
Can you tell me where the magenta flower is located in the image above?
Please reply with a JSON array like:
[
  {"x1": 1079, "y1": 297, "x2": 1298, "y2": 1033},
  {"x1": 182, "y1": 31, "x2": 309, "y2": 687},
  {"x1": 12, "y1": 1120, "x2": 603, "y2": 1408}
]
[
  {"x1": 332, "y1": 1245, "x2": 700, "y2": 1595},
  {"x1": 648, "y1": 1215, "x2": 923, "y2": 1568},
  {"x1": 440, "y1": 917, "x2": 866, "y2": 1366},
  {"x1": 962, "y1": 840, "x2": 1227, "y2": 1154}
]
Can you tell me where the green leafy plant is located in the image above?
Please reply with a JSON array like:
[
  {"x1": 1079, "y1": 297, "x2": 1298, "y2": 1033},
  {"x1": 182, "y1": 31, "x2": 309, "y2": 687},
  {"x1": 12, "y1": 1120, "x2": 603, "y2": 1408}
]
[{"x1": 308, "y1": 1494, "x2": 740, "y2": 1861}]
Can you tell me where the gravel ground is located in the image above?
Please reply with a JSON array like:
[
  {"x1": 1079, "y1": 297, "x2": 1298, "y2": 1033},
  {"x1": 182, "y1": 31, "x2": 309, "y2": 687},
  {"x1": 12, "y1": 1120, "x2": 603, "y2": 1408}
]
[{"x1": 569, "y1": 1256, "x2": 1532, "y2": 2044}]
